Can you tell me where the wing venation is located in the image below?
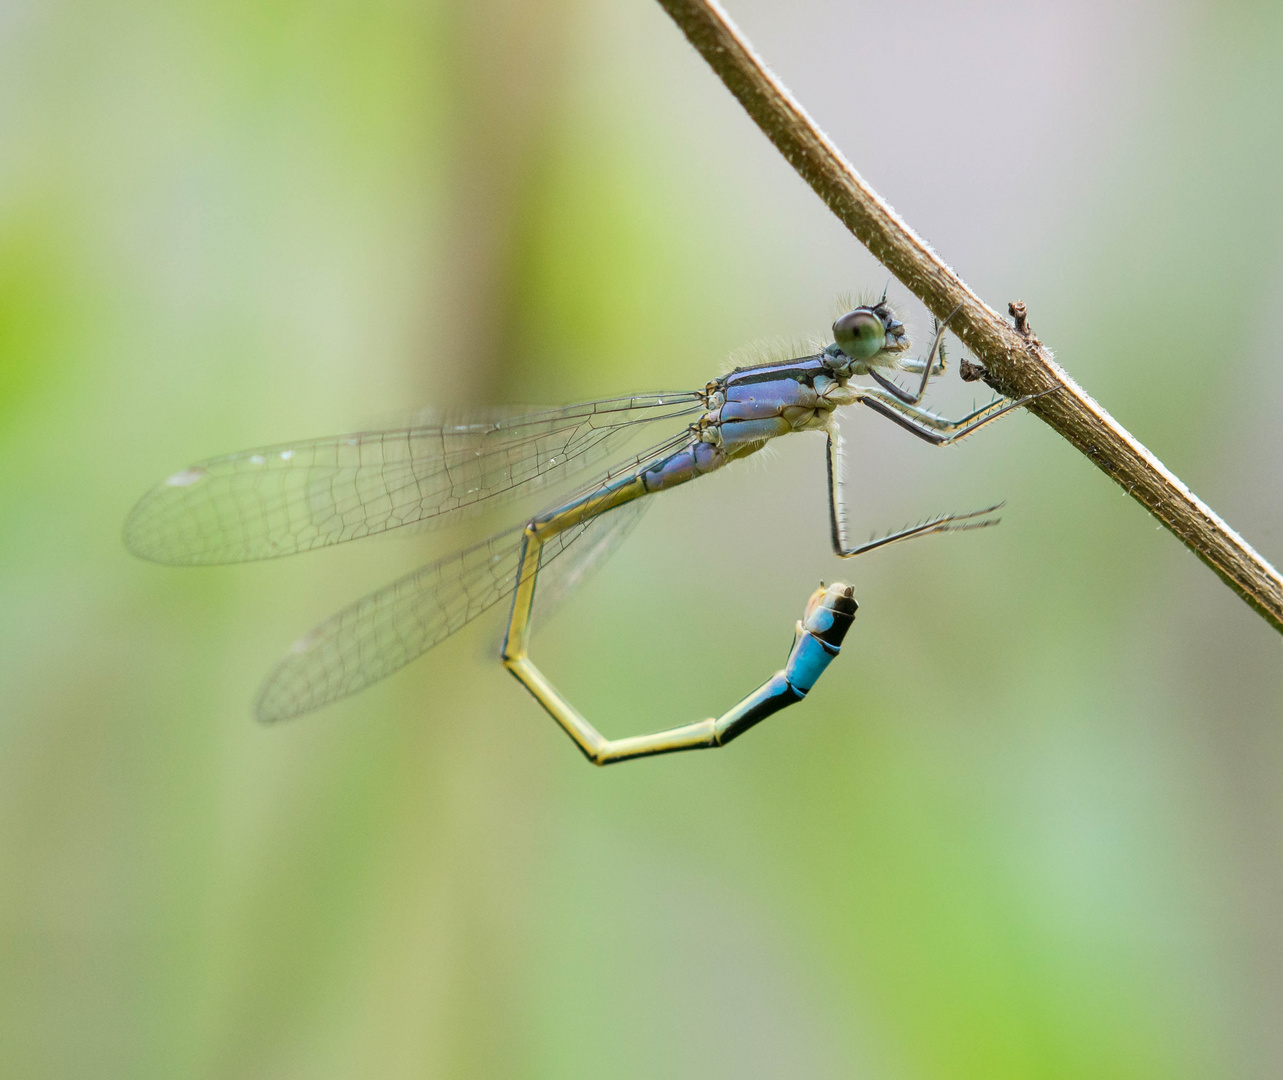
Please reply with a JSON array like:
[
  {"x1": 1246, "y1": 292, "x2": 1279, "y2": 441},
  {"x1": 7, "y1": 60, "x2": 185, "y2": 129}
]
[{"x1": 124, "y1": 394, "x2": 700, "y2": 564}]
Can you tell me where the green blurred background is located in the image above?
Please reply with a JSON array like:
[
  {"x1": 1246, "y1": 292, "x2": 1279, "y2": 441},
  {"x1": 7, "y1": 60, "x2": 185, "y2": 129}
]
[{"x1": 4, "y1": 0, "x2": 1283, "y2": 1076}]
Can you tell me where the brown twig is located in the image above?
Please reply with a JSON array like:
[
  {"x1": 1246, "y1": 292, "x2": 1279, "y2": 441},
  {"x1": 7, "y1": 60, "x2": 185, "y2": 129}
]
[{"x1": 654, "y1": 0, "x2": 1283, "y2": 634}]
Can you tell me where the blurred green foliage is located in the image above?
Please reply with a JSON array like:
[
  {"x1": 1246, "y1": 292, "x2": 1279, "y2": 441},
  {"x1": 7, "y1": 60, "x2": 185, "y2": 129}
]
[{"x1": 4, "y1": 1, "x2": 1283, "y2": 1077}]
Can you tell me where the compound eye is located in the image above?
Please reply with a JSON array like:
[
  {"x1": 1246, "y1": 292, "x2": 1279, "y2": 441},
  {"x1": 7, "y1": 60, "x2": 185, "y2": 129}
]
[{"x1": 832, "y1": 309, "x2": 886, "y2": 361}]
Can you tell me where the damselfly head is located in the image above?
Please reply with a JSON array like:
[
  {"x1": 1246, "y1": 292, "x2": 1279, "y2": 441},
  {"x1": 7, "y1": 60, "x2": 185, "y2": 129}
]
[{"x1": 828, "y1": 302, "x2": 908, "y2": 371}]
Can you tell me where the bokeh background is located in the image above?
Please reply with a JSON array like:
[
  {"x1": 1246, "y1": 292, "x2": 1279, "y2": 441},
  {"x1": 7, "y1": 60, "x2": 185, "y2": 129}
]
[{"x1": 4, "y1": 0, "x2": 1283, "y2": 1076}]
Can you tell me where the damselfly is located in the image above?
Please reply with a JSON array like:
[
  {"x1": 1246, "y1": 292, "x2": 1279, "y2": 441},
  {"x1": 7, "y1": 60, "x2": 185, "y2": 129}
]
[{"x1": 125, "y1": 300, "x2": 1039, "y2": 764}]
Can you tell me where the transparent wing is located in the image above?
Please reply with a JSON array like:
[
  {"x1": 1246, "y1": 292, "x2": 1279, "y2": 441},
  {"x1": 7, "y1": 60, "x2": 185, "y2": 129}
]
[
  {"x1": 124, "y1": 393, "x2": 702, "y2": 565},
  {"x1": 254, "y1": 523, "x2": 529, "y2": 722},
  {"x1": 253, "y1": 433, "x2": 686, "y2": 722}
]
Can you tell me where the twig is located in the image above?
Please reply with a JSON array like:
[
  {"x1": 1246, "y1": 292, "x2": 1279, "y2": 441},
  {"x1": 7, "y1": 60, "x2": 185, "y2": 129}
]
[{"x1": 654, "y1": 0, "x2": 1283, "y2": 634}]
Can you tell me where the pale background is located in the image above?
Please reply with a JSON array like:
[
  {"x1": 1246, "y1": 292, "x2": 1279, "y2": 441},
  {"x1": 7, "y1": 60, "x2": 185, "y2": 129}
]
[{"x1": 4, "y1": 0, "x2": 1283, "y2": 1077}]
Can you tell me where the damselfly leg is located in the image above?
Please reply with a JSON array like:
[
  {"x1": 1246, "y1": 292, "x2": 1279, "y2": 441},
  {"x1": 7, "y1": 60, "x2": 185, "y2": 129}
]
[
  {"x1": 870, "y1": 305, "x2": 961, "y2": 405},
  {"x1": 824, "y1": 424, "x2": 1002, "y2": 558}
]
